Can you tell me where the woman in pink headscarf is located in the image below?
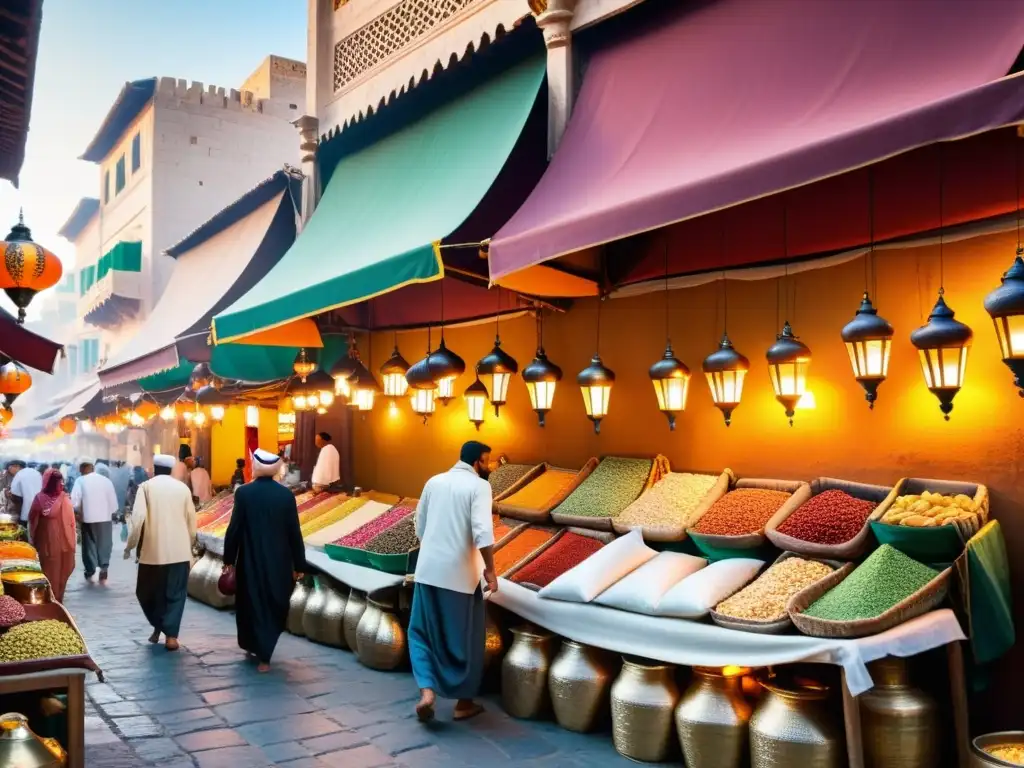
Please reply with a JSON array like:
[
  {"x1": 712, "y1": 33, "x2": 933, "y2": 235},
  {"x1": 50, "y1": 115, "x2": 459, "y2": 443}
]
[{"x1": 28, "y1": 468, "x2": 77, "y2": 602}]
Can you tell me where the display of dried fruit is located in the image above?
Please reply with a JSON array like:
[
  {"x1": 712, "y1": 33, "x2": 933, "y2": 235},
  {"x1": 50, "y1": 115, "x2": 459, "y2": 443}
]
[{"x1": 880, "y1": 490, "x2": 979, "y2": 527}]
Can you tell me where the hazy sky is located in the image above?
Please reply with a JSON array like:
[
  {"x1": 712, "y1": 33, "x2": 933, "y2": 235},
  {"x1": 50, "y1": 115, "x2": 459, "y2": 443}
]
[{"x1": 1, "y1": 0, "x2": 306, "y2": 313}]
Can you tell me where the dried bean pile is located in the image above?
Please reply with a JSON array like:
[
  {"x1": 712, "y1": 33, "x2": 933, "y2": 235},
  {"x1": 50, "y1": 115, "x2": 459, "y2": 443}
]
[
  {"x1": 511, "y1": 532, "x2": 604, "y2": 587},
  {"x1": 0, "y1": 596, "x2": 24, "y2": 627},
  {"x1": 715, "y1": 557, "x2": 832, "y2": 622},
  {"x1": 500, "y1": 469, "x2": 579, "y2": 510},
  {"x1": 692, "y1": 488, "x2": 791, "y2": 536},
  {"x1": 552, "y1": 458, "x2": 652, "y2": 519},
  {"x1": 617, "y1": 472, "x2": 719, "y2": 531},
  {"x1": 777, "y1": 490, "x2": 875, "y2": 544},
  {"x1": 335, "y1": 505, "x2": 415, "y2": 548},
  {"x1": 494, "y1": 527, "x2": 556, "y2": 576},
  {"x1": 803, "y1": 545, "x2": 938, "y2": 621},
  {"x1": 298, "y1": 494, "x2": 347, "y2": 525},
  {"x1": 364, "y1": 514, "x2": 418, "y2": 555},
  {"x1": 489, "y1": 464, "x2": 537, "y2": 497}
]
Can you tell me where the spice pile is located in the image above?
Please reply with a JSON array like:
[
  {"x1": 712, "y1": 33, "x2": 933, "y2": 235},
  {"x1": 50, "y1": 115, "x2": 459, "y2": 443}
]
[
  {"x1": 881, "y1": 490, "x2": 979, "y2": 527},
  {"x1": 364, "y1": 515, "x2": 417, "y2": 555},
  {"x1": 306, "y1": 501, "x2": 392, "y2": 548},
  {"x1": 0, "y1": 524, "x2": 23, "y2": 542},
  {"x1": 298, "y1": 494, "x2": 346, "y2": 525},
  {"x1": 0, "y1": 620, "x2": 85, "y2": 662},
  {"x1": 552, "y1": 458, "x2": 652, "y2": 520},
  {"x1": 494, "y1": 527, "x2": 556, "y2": 576},
  {"x1": 499, "y1": 469, "x2": 579, "y2": 511},
  {"x1": 492, "y1": 515, "x2": 521, "y2": 542},
  {"x1": 334, "y1": 505, "x2": 415, "y2": 548},
  {"x1": 777, "y1": 490, "x2": 876, "y2": 545},
  {"x1": 692, "y1": 488, "x2": 791, "y2": 536},
  {"x1": 302, "y1": 497, "x2": 368, "y2": 538},
  {"x1": 0, "y1": 542, "x2": 36, "y2": 562},
  {"x1": 715, "y1": 557, "x2": 832, "y2": 622},
  {"x1": 297, "y1": 492, "x2": 334, "y2": 513},
  {"x1": 0, "y1": 596, "x2": 24, "y2": 627},
  {"x1": 617, "y1": 472, "x2": 719, "y2": 532},
  {"x1": 196, "y1": 496, "x2": 234, "y2": 530},
  {"x1": 802, "y1": 545, "x2": 938, "y2": 621},
  {"x1": 985, "y1": 745, "x2": 1024, "y2": 765},
  {"x1": 511, "y1": 532, "x2": 604, "y2": 588},
  {"x1": 489, "y1": 463, "x2": 537, "y2": 497}
]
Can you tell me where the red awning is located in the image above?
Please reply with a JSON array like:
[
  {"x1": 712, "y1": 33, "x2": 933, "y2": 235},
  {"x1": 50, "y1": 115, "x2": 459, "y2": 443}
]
[
  {"x1": 489, "y1": 0, "x2": 1024, "y2": 283},
  {"x1": 0, "y1": 308, "x2": 62, "y2": 373}
]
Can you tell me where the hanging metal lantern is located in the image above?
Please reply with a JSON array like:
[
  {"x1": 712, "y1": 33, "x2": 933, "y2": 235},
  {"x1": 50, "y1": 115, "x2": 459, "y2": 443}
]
[
  {"x1": 330, "y1": 352, "x2": 357, "y2": 399},
  {"x1": 464, "y1": 376, "x2": 489, "y2": 430},
  {"x1": 648, "y1": 343, "x2": 690, "y2": 431},
  {"x1": 292, "y1": 348, "x2": 317, "y2": 382},
  {"x1": 910, "y1": 291, "x2": 972, "y2": 420},
  {"x1": 766, "y1": 321, "x2": 811, "y2": 426},
  {"x1": 159, "y1": 404, "x2": 176, "y2": 422},
  {"x1": 0, "y1": 361, "x2": 31, "y2": 400},
  {"x1": 193, "y1": 409, "x2": 208, "y2": 428},
  {"x1": 0, "y1": 212, "x2": 63, "y2": 322},
  {"x1": 307, "y1": 370, "x2": 336, "y2": 408},
  {"x1": 522, "y1": 348, "x2": 562, "y2": 427},
  {"x1": 59, "y1": 417, "x2": 77, "y2": 435},
  {"x1": 348, "y1": 360, "x2": 381, "y2": 412},
  {"x1": 841, "y1": 292, "x2": 893, "y2": 409},
  {"x1": 379, "y1": 345, "x2": 409, "y2": 399},
  {"x1": 0, "y1": 405, "x2": 11, "y2": 425},
  {"x1": 174, "y1": 391, "x2": 195, "y2": 418},
  {"x1": 577, "y1": 354, "x2": 615, "y2": 434},
  {"x1": 189, "y1": 362, "x2": 213, "y2": 392},
  {"x1": 196, "y1": 384, "x2": 230, "y2": 424},
  {"x1": 135, "y1": 400, "x2": 159, "y2": 422},
  {"x1": 984, "y1": 250, "x2": 1024, "y2": 396},
  {"x1": 406, "y1": 355, "x2": 437, "y2": 424},
  {"x1": 427, "y1": 338, "x2": 465, "y2": 405},
  {"x1": 702, "y1": 333, "x2": 749, "y2": 427},
  {"x1": 476, "y1": 338, "x2": 518, "y2": 416}
]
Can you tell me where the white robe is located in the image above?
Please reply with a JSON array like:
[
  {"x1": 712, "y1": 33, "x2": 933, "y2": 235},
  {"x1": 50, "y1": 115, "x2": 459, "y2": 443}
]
[{"x1": 311, "y1": 443, "x2": 340, "y2": 487}]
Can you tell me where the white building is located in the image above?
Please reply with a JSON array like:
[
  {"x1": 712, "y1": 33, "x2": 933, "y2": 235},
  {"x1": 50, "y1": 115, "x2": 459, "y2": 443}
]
[{"x1": 58, "y1": 55, "x2": 306, "y2": 370}]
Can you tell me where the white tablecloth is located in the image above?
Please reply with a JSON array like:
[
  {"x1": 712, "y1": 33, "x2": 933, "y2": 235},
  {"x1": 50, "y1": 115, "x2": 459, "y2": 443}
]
[
  {"x1": 489, "y1": 580, "x2": 965, "y2": 695},
  {"x1": 304, "y1": 548, "x2": 404, "y2": 594}
]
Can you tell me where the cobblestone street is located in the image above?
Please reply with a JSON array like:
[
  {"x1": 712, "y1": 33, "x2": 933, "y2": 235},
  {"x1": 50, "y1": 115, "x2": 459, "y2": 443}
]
[{"x1": 65, "y1": 556, "x2": 631, "y2": 767}]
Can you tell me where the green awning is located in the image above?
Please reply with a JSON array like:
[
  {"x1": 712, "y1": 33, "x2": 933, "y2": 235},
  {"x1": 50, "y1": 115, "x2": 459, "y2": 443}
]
[
  {"x1": 210, "y1": 334, "x2": 347, "y2": 383},
  {"x1": 137, "y1": 361, "x2": 192, "y2": 392},
  {"x1": 96, "y1": 241, "x2": 142, "y2": 281},
  {"x1": 211, "y1": 56, "x2": 545, "y2": 344},
  {"x1": 79, "y1": 265, "x2": 96, "y2": 296}
]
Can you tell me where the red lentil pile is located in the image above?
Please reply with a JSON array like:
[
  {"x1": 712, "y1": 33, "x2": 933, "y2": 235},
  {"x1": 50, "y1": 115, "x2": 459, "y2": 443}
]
[
  {"x1": 692, "y1": 488, "x2": 791, "y2": 536},
  {"x1": 511, "y1": 532, "x2": 604, "y2": 588},
  {"x1": 494, "y1": 528, "x2": 555, "y2": 576},
  {"x1": 777, "y1": 489, "x2": 875, "y2": 545}
]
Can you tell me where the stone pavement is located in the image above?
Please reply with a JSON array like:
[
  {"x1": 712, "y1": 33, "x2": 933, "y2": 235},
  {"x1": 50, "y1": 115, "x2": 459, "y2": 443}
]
[{"x1": 62, "y1": 555, "x2": 634, "y2": 767}]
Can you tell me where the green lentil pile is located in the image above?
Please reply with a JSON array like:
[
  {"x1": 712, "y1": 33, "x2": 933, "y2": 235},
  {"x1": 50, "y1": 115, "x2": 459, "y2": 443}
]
[
  {"x1": 489, "y1": 463, "x2": 537, "y2": 497},
  {"x1": 364, "y1": 515, "x2": 418, "y2": 555},
  {"x1": 552, "y1": 457, "x2": 652, "y2": 519},
  {"x1": 802, "y1": 545, "x2": 938, "y2": 621},
  {"x1": 0, "y1": 619, "x2": 85, "y2": 662}
]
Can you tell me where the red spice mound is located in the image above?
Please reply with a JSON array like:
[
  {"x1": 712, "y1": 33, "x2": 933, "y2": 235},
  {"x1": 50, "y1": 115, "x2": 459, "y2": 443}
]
[
  {"x1": 692, "y1": 488, "x2": 791, "y2": 536},
  {"x1": 777, "y1": 489, "x2": 875, "y2": 545},
  {"x1": 511, "y1": 532, "x2": 604, "y2": 588},
  {"x1": 0, "y1": 595, "x2": 25, "y2": 627}
]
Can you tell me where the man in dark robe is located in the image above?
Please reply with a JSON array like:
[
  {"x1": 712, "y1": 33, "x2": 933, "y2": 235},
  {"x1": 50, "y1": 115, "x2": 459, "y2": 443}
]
[{"x1": 222, "y1": 448, "x2": 306, "y2": 672}]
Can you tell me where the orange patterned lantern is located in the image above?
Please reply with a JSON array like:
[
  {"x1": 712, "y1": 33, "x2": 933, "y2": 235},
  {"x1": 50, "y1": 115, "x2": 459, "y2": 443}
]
[
  {"x1": 135, "y1": 401, "x2": 159, "y2": 421},
  {"x1": 0, "y1": 212, "x2": 63, "y2": 322},
  {"x1": 59, "y1": 417, "x2": 77, "y2": 435},
  {"x1": 0, "y1": 405, "x2": 12, "y2": 425},
  {"x1": 0, "y1": 361, "x2": 31, "y2": 401}
]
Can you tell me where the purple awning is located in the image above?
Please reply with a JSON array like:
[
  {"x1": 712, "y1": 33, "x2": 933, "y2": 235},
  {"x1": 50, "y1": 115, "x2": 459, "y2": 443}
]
[{"x1": 489, "y1": 0, "x2": 1024, "y2": 281}]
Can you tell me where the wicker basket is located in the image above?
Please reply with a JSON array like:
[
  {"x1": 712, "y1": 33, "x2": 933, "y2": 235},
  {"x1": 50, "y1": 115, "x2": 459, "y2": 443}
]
[
  {"x1": 550, "y1": 455, "x2": 669, "y2": 532},
  {"x1": 687, "y1": 478, "x2": 810, "y2": 557},
  {"x1": 709, "y1": 552, "x2": 851, "y2": 635},
  {"x1": 612, "y1": 468, "x2": 735, "y2": 543},
  {"x1": 503, "y1": 528, "x2": 614, "y2": 592},
  {"x1": 765, "y1": 477, "x2": 893, "y2": 560},
  {"x1": 869, "y1": 478, "x2": 988, "y2": 563},
  {"x1": 495, "y1": 459, "x2": 599, "y2": 523},
  {"x1": 787, "y1": 564, "x2": 952, "y2": 639}
]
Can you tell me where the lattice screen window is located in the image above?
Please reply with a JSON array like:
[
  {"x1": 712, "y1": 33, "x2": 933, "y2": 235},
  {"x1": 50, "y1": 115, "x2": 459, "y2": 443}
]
[{"x1": 334, "y1": 0, "x2": 481, "y2": 91}]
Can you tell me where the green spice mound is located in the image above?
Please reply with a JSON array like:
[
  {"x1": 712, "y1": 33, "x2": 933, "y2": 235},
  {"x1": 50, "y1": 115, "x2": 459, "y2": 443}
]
[
  {"x1": 552, "y1": 457, "x2": 652, "y2": 519},
  {"x1": 803, "y1": 545, "x2": 938, "y2": 622},
  {"x1": 0, "y1": 619, "x2": 85, "y2": 662}
]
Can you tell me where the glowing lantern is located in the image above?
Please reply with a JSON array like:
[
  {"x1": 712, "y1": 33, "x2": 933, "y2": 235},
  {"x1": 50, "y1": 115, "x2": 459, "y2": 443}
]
[
  {"x1": 465, "y1": 377, "x2": 488, "y2": 430},
  {"x1": 0, "y1": 361, "x2": 31, "y2": 402},
  {"x1": 649, "y1": 343, "x2": 690, "y2": 431},
  {"x1": 292, "y1": 348, "x2": 317, "y2": 382},
  {"x1": 427, "y1": 339, "x2": 465, "y2": 405},
  {"x1": 135, "y1": 400, "x2": 159, "y2": 422},
  {"x1": 984, "y1": 250, "x2": 1024, "y2": 396},
  {"x1": 406, "y1": 355, "x2": 438, "y2": 424},
  {"x1": 380, "y1": 345, "x2": 409, "y2": 400},
  {"x1": 0, "y1": 212, "x2": 63, "y2": 322},
  {"x1": 159, "y1": 405, "x2": 176, "y2": 422},
  {"x1": 766, "y1": 321, "x2": 811, "y2": 426},
  {"x1": 703, "y1": 333, "x2": 749, "y2": 427},
  {"x1": 577, "y1": 354, "x2": 615, "y2": 434},
  {"x1": 0, "y1": 405, "x2": 12, "y2": 425},
  {"x1": 189, "y1": 362, "x2": 213, "y2": 392},
  {"x1": 841, "y1": 292, "x2": 893, "y2": 409},
  {"x1": 476, "y1": 338, "x2": 518, "y2": 416},
  {"x1": 348, "y1": 361, "x2": 380, "y2": 412},
  {"x1": 59, "y1": 417, "x2": 77, "y2": 435},
  {"x1": 910, "y1": 291, "x2": 972, "y2": 420},
  {"x1": 193, "y1": 410, "x2": 208, "y2": 428},
  {"x1": 330, "y1": 352, "x2": 357, "y2": 399}
]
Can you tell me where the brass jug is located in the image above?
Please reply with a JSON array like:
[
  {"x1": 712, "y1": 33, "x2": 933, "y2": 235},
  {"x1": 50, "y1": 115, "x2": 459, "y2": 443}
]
[
  {"x1": 548, "y1": 641, "x2": 615, "y2": 733},
  {"x1": 859, "y1": 657, "x2": 938, "y2": 768},
  {"x1": 501, "y1": 627, "x2": 557, "y2": 719},
  {"x1": 0, "y1": 712, "x2": 66, "y2": 767},
  {"x1": 301, "y1": 578, "x2": 328, "y2": 641},
  {"x1": 610, "y1": 658, "x2": 681, "y2": 763},
  {"x1": 343, "y1": 590, "x2": 367, "y2": 651},
  {"x1": 287, "y1": 578, "x2": 312, "y2": 636},
  {"x1": 355, "y1": 597, "x2": 406, "y2": 671},
  {"x1": 675, "y1": 666, "x2": 753, "y2": 768},
  {"x1": 187, "y1": 553, "x2": 213, "y2": 600},
  {"x1": 749, "y1": 673, "x2": 842, "y2": 768},
  {"x1": 315, "y1": 583, "x2": 348, "y2": 649}
]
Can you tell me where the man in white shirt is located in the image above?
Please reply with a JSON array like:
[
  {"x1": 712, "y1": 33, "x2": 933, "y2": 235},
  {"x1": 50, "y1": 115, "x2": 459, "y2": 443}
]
[
  {"x1": 8, "y1": 460, "x2": 41, "y2": 524},
  {"x1": 409, "y1": 441, "x2": 497, "y2": 723},
  {"x1": 70, "y1": 458, "x2": 119, "y2": 584},
  {"x1": 124, "y1": 454, "x2": 197, "y2": 652},
  {"x1": 311, "y1": 432, "x2": 340, "y2": 489}
]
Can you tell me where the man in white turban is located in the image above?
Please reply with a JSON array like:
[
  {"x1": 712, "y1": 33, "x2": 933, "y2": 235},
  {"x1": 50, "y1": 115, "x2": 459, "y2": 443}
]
[
  {"x1": 124, "y1": 454, "x2": 196, "y2": 651},
  {"x1": 222, "y1": 449, "x2": 306, "y2": 671}
]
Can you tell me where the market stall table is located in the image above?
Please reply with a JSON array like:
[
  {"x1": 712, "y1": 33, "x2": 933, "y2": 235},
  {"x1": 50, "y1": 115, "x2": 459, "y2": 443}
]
[
  {"x1": 0, "y1": 667, "x2": 86, "y2": 768},
  {"x1": 303, "y1": 548, "x2": 405, "y2": 594}
]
